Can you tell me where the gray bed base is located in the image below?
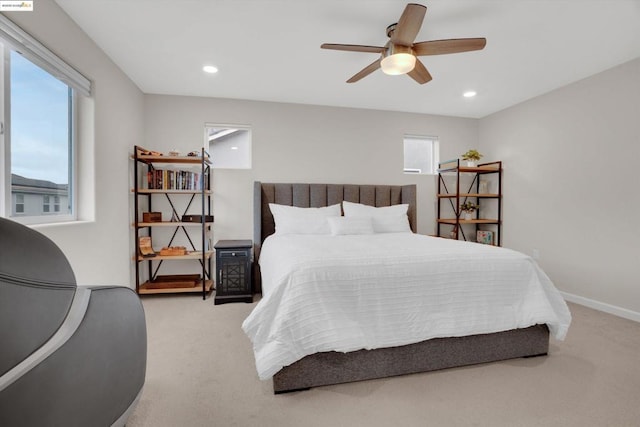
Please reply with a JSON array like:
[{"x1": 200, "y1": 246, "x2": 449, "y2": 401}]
[
  {"x1": 273, "y1": 325, "x2": 549, "y2": 393},
  {"x1": 253, "y1": 182, "x2": 549, "y2": 394}
]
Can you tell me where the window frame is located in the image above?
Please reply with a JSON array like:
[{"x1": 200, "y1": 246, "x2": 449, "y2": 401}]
[
  {"x1": 205, "y1": 123, "x2": 252, "y2": 170},
  {"x1": 403, "y1": 134, "x2": 440, "y2": 175},
  {"x1": 0, "y1": 14, "x2": 86, "y2": 225},
  {"x1": 1, "y1": 47, "x2": 78, "y2": 224},
  {"x1": 14, "y1": 192, "x2": 23, "y2": 214}
]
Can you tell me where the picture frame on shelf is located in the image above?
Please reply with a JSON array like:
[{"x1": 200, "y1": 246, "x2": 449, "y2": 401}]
[{"x1": 476, "y1": 230, "x2": 494, "y2": 245}]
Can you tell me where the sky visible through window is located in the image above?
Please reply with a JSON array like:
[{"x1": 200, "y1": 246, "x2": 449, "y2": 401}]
[{"x1": 10, "y1": 51, "x2": 69, "y2": 185}]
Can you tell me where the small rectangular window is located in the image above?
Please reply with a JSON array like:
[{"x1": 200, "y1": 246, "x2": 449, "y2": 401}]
[
  {"x1": 206, "y1": 124, "x2": 252, "y2": 169},
  {"x1": 15, "y1": 193, "x2": 24, "y2": 213},
  {"x1": 404, "y1": 135, "x2": 439, "y2": 175}
]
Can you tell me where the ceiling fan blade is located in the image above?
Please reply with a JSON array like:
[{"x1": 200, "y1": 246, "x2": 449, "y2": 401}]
[
  {"x1": 321, "y1": 43, "x2": 385, "y2": 54},
  {"x1": 346, "y1": 59, "x2": 381, "y2": 83},
  {"x1": 413, "y1": 38, "x2": 487, "y2": 56},
  {"x1": 407, "y1": 58, "x2": 432, "y2": 84},
  {"x1": 390, "y1": 3, "x2": 427, "y2": 46}
]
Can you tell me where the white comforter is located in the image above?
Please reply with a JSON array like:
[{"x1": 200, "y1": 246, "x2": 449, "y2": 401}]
[{"x1": 242, "y1": 233, "x2": 571, "y2": 380}]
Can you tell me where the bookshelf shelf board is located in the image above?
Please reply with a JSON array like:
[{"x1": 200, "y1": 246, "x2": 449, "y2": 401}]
[
  {"x1": 133, "y1": 154, "x2": 212, "y2": 165},
  {"x1": 438, "y1": 164, "x2": 501, "y2": 174},
  {"x1": 437, "y1": 193, "x2": 500, "y2": 199},
  {"x1": 138, "y1": 279, "x2": 214, "y2": 295},
  {"x1": 133, "y1": 189, "x2": 212, "y2": 195},
  {"x1": 437, "y1": 219, "x2": 500, "y2": 225},
  {"x1": 136, "y1": 250, "x2": 214, "y2": 262},
  {"x1": 136, "y1": 221, "x2": 213, "y2": 228}
]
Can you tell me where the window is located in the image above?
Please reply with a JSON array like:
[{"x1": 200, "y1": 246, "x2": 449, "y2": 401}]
[
  {"x1": 8, "y1": 51, "x2": 73, "y2": 221},
  {"x1": 403, "y1": 135, "x2": 439, "y2": 175},
  {"x1": 0, "y1": 15, "x2": 90, "y2": 224},
  {"x1": 14, "y1": 193, "x2": 23, "y2": 213},
  {"x1": 206, "y1": 124, "x2": 252, "y2": 169}
]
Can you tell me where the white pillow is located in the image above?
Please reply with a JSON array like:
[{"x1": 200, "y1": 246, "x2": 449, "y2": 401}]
[
  {"x1": 327, "y1": 216, "x2": 374, "y2": 236},
  {"x1": 342, "y1": 201, "x2": 411, "y2": 233},
  {"x1": 369, "y1": 214, "x2": 411, "y2": 233},
  {"x1": 269, "y1": 203, "x2": 341, "y2": 235}
]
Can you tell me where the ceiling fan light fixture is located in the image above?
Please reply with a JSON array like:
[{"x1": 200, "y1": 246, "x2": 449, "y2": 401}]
[
  {"x1": 321, "y1": 3, "x2": 486, "y2": 84},
  {"x1": 381, "y1": 53, "x2": 416, "y2": 75}
]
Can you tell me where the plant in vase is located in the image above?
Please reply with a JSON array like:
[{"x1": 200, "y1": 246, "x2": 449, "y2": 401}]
[
  {"x1": 460, "y1": 201, "x2": 479, "y2": 220},
  {"x1": 461, "y1": 149, "x2": 483, "y2": 167}
]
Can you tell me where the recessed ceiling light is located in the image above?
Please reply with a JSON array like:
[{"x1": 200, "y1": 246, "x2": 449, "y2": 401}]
[
  {"x1": 463, "y1": 91, "x2": 477, "y2": 98},
  {"x1": 230, "y1": 146, "x2": 239, "y2": 150},
  {"x1": 203, "y1": 65, "x2": 218, "y2": 74}
]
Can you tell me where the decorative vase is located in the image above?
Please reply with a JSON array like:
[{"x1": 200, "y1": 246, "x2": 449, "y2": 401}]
[
  {"x1": 464, "y1": 211, "x2": 473, "y2": 220},
  {"x1": 465, "y1": 160, "x2": 477, "y2": 167}
]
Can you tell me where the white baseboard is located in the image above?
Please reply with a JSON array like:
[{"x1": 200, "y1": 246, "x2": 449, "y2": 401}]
[{"x1": 561, "y1": 291, "x2": 640, "y2": 323}]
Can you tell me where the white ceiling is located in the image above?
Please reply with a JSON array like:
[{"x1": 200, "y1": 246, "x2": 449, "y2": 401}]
[{"x1": 55, "y1": 0, "x2": 640, "y2": 118}]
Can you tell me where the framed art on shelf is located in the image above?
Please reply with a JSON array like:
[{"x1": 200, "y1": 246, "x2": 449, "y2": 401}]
[{"x1": 477, "y1": 230, "x2": 494, "y2": 245}]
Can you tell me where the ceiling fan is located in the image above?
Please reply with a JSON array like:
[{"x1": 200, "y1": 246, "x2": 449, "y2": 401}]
[{"x1": 321, "y1": 3, "x2": 486, "y2": 84}]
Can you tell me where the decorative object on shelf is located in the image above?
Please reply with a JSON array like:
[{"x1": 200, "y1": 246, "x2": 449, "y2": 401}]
[
  {"x1": 477, "y1": 230, "x2": 494, "y2": 245},
  {"x1": 181, "y1": 214, "x2": 214, "y2": 223},
  {"x1": 159, "y1": 246, "x2": 187, "y2": 256},
  {"x1": 139, "y1": 236, "x2": 156, "y2": 258},
  {"x1": 168, "y1": 149, "x2": 181, "y2": 156},
  {"x1": 136, "y1": 146, "x2": 162, "y2": 156},
  {"x1": 142, "y1": 212, "x2": 162, "y2": 222},
  {"x1": 461, "y1": 149, "x2": 483, "y2": 167},
  {"x1": 460, "y1": 201, "x2": 478, "y2": 220}
]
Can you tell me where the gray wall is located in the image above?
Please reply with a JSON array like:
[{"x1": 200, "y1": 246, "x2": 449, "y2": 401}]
[
  {"x1": 143, "y1": 95, "x2": 479, "y2": 239},
  {"x1": 5, "y1": 0, "x2": 145, "y2": 287},
  {"x1": 479, "y1": 57, "x2": 640, "y2": 316}
]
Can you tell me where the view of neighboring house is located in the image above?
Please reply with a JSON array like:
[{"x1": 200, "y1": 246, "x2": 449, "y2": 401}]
[{"x1": 10, "y1": 173, "x2": 69, "y2": 217}]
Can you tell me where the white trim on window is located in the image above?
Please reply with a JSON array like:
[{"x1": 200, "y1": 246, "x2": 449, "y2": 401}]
[
  {"x1": 403, "y1": 134, "x2": 439, "y2": 175},
  {"x1": 0, "y1": 14, "x2": 91, "y2": 96}
]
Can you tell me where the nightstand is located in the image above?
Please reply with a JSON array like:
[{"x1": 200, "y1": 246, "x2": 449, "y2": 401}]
[{"x1": 214, "y1": 240, "x2": 253, "y2": 305}]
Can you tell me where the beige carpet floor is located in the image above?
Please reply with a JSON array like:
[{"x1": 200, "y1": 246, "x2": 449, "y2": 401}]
[{"x1": 127, "y1": 298, "x2": 640, "y2": 427}]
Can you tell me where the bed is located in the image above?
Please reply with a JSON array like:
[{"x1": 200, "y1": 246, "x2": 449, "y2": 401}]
[{"x1": 244, "y1": 182, "x2": 571, "y2": 393}]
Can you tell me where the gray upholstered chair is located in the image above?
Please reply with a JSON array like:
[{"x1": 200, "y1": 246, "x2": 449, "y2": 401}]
[{"x1": 0, "y1": 217, "x2": 146, "y2": 427}]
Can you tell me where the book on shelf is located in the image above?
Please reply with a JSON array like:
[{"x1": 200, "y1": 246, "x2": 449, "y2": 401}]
[{"x1": 146, "y1": 169, "x2": 207, "y2": 190}]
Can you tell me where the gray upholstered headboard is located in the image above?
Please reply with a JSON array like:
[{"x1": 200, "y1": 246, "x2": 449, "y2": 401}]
[{"x1": 253, "y1": 182, "x2": 417, "y2": 273}]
